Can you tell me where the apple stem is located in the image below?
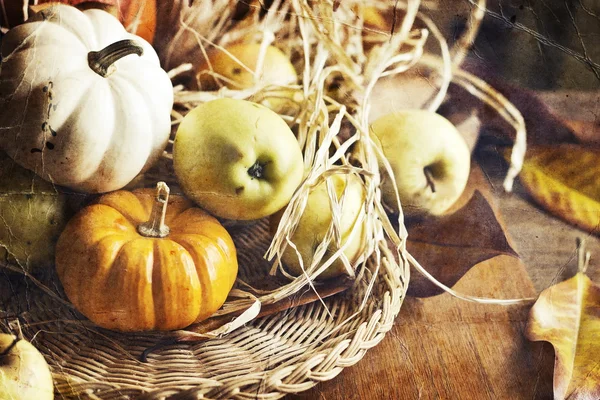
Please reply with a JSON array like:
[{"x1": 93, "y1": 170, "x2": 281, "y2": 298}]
[
  {"x1": 248, "y1": 161, "x2": 265, "y2": 179},
  {"x1": 0, "y1": 336, "x2": 19, "y2": 358},
  {"x1": 424, "y1": 167, "x2": 436, "y2": 193},
  {"x1": 137, "y1": 182, "x2": 171, "y2": 238}
]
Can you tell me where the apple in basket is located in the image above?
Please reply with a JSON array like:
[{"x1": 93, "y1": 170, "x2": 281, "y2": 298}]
[
  {"x1": 0, "y1": 150, "x2": 71, "y2": 273},
  {"x1": 0, "y1": 334, "x2": 54, "y2": 400},
  {"x1": 173, "y1": 98, "x2": 304, "y2": 220},
  {"x1": 270, "y1": 173, "x2": 368, "y2": 279},
  {"x1": 369, "y1": 110, "x2": 471, "y2": 216},
  {"x1": 197, "y1": 43, "x2": 297, "y2": 90},
  {"x1": 196, "y1": 43, "x2": 299, "y2": 113}
]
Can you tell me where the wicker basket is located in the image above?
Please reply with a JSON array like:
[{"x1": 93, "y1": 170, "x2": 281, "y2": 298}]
[
  {"x1": 0, "y1": 0, "x2": 528, "y2": 398},
  {"x1": 2, "y1": 216, "x2": 406, "y2": 399}
]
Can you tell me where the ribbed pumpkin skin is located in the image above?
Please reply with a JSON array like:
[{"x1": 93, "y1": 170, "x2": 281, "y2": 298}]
[
  {"x1": 0, "y1": 5, "x2": 172, "y2": 193},
  {"x1": 55, "y1": 189, "x2": 238, "y2": 332}
]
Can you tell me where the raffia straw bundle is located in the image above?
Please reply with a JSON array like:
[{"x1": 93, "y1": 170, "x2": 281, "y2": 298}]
[{"x1": 0, "y1": 0, "x2": 528, "y2": 398}]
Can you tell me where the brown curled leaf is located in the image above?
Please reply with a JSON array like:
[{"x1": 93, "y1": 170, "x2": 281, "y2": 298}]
[{"x1": 405, "y1": 190, "x2": 519, "y2": 297}]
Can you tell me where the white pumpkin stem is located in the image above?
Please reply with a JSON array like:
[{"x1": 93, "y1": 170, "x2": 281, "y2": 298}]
[
  {"x1": 88, "y1": 39, "x2": 144, "y2": 77},
  {"x1": 138, "y1": 182, "x2": 170, "y2": 238}
]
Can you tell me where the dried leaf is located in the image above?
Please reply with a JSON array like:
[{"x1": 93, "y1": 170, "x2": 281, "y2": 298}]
[
  {"x1": 405, "y1": 190, "x2": 519, "y2": 297},
  {"x1": 526, "y1": 243, "x2": 600, "y2": 400},
  {"x1": 515, "y1": 145, "x2": 600, "y2": 235},
  {"x1": 562, "y1": 119, "x2": 600, "y2": 147}
]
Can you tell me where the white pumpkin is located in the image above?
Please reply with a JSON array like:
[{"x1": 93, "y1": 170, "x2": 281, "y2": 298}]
[{"x1": 0, "y1": 5, "x2": 173, "y2": 193}]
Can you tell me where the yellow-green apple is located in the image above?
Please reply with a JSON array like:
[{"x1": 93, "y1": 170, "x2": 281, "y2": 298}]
[
  {"x1": 0, "y1": 150, "x2": 70, "y2": 273},
  {"x1": 270, "y1": 173, "x2": 367, "y2": 279},
  {"x1": 0, "y1": 334, "x2": 54, "y2": 399},
  {"x1": 197, "y1": 43, "x2": 298, "y2": 113},
  {"x1": 369, "y1": 110, "x2": 470, "y2": 216},
  {"x1": 173, "y1": 98, "x2": 304, "y2": 220},
  {"x1": 197, "y1": 43, "x2": 296, "y2": 89}
]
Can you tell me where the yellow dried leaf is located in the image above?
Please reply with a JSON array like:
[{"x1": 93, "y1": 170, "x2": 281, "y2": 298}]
[
  {"x1": 515, "y1": 145, "x2": 600, "y2": 234},
  {"x1": 526, "y1": 241, "x2": 600, "y2": 400}
]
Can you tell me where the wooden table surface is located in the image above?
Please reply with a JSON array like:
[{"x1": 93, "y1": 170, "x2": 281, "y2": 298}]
[{"x1": 289, "y1": 142, "x2": 600, "y2": 399}]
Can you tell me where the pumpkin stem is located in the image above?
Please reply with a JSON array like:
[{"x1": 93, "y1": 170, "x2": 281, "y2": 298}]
[
  {"x1": 138, "y1": 182, "x2": 170, "y2": 238},
  {"x1": 88, "y1": 39, "x2": 144, "y2": 77}
]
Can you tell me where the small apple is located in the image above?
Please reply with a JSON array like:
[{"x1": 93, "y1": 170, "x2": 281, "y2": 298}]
[
  {"x1": 369, "y1": 110, "x2": 470, "y2": 216},
  {"x1": 0, "y1": 150, "x2": 71, "y2": 273},
  {"x1": 197, "y1": 43, "x2": 298, "y2": 112},
  {"x1": 197, "y1": 43, "x2": 296, "y2": 90},
  {"x1": 0, "y1": 334, "x2": 54, "y2": 399},
  {"x1": 173, "y1": 98, "x2": 304, "y2": 220},
  {"x1": 270, "y1": 173, "x2": 367, "y2": 279}
]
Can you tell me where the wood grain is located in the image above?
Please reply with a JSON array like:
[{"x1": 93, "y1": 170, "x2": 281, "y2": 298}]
[
  {"x1": 289, "y1": 163, "x2": 556, "y2": 400},
  {"x1": 290, "y1": 257, "x2": 554, "y2": 399}
]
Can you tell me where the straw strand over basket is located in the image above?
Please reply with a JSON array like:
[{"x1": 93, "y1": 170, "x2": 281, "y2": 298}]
[{"x1": 0, "y1": 0, "x2": 529, "y2": 398}]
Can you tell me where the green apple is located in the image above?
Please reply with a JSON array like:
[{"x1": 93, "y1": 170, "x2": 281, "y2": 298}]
[
  {"x1": 369, "y1": 110, "x2": 470, "y2": 216},
  {"x1": 173, "y1": 98, "x2": 304, "y2": 220},
  {"x1": 270, "y1": 173, "x2": 367, "y2": 279},
  {"x1": 0, "y1": 150, "x2": 70, "y2": 273},
  {"x1": 0, "y1": 334, "x2": 54, "y2": 399}
]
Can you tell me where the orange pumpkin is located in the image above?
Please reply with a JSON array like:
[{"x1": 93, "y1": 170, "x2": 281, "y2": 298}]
[
  {"x1": 2, "y1": 1, "x2": 156, "y2": 43},
  {"x1": 55, "y1": 182, "x2": 238, "y2": 332}
]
